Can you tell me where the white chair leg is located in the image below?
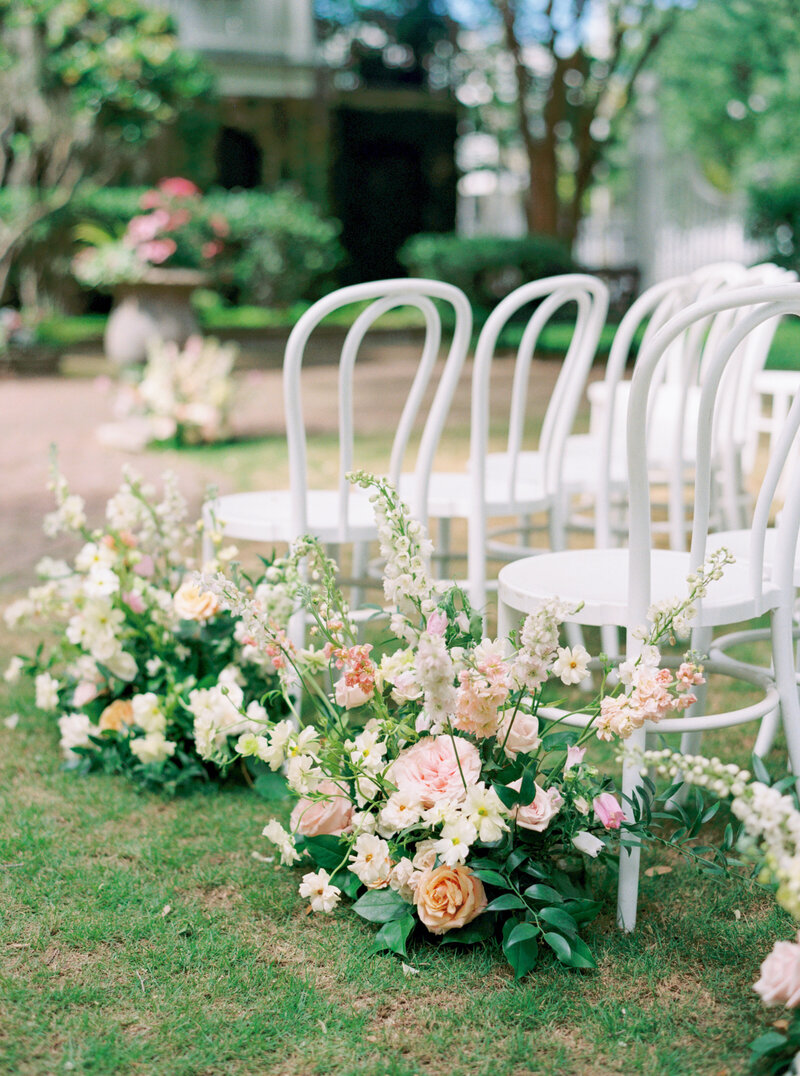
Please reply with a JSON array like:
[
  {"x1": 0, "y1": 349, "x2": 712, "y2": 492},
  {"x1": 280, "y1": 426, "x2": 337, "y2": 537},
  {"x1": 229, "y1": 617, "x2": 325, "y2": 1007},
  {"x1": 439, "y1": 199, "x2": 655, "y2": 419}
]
[
  {"x1": 601, "y1": 624, "x2": 620, "y2": 660},
  {"x1": 497, "y1": 596, "x2": 515, "y2": 641},
  {"x1": 617, "y1": 725, "x2": 647, "y2": 932},
  {"x1": 437, "y1": 517, "x2": 451, "y2": 581},
  {"x1": 772, "y1": 604, "x2": 800, "y2": 793},
  {"x1": 668, "y1": 624, "x2": 713, "y2": 807},
  {"x1": 467, "y1": 509, "x2": 488, "y2": 628},
  {"x1": 754, "y1": 707, "x2": 781, "y2": 758},
  {"x1": 350, "y1": 540, "x2": 368, "y2": 613}
]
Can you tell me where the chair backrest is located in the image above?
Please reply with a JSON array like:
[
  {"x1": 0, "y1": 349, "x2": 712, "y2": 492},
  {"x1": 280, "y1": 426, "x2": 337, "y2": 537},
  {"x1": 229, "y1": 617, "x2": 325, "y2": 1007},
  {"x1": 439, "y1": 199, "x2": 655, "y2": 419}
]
[
  {"x1": 625, "y1": 282, "x2": 800, "y2": 632},
  {"x1": 469, "y1": 273, "x2": 609, "y2": 505},
  {"x1": 282, "y1": 278, "x2": 472, "y2": 539}
]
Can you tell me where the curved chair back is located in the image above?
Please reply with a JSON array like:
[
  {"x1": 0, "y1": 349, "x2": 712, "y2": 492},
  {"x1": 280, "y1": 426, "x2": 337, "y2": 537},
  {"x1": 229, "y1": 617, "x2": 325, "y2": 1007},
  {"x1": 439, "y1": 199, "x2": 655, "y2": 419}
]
[
  {"x1": 470, "y1": 273, "x2": 609, "y2": 508},
  {"x1": 626, "y1": 282, "x2": 800, "y2": 632},
  {"x1": 283, "y1": 278, "x2": 472, "y2": 539}
]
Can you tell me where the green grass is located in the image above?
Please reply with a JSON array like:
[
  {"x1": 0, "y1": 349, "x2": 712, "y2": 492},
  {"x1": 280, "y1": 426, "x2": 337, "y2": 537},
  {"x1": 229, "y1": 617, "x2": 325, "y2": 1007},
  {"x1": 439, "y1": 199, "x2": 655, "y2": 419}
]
[{"x1": 0, "y1": 623, "x2": 794, "y2": 1075}]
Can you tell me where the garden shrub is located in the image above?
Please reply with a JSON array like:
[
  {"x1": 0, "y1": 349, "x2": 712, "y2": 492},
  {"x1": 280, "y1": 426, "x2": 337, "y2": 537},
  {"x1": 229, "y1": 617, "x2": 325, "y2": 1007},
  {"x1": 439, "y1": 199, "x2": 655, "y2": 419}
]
[
  {"x1": 0, "y1": 186, "x2": 345, "y2": 310},
  {"x1": 748, "y1": 182, "x2": 800, "y2": 270},
  {"x1": 398, "y1": 232, "x2": 576, "y2": 316}
]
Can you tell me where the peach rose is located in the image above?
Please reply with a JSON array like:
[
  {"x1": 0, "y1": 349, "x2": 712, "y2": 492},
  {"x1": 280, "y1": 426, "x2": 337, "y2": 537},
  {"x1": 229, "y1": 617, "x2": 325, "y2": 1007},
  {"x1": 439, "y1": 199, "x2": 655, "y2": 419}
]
[
  {"x1": 509, "y1": 779, "x2": 563, "y2": 832},
  {"x1": 173, "y1": 582, "x2": 219, "y2": 621},
  {"x1": 290, "y1": 780, "x2": 353, "y2": 837},
  {"x1": 754, "y1": 934, "x2": 800, "y2": 1007},
  {"x1": 98, "y1": 698, "x2": 134, "y2": 732},
  {"x1": 390, "y1": 735, "x2": 482, "y2": 808},
  {"x1": 496, "y1": 709, "x2": 541, "y2": 760},
  {"x1": 414, "y1": 864, "x2": 487, "y2": 934}
]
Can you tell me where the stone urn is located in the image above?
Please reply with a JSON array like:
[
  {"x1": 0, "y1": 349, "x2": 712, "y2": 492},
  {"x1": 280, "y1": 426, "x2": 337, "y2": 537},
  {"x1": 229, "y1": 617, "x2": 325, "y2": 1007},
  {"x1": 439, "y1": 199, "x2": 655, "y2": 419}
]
[{"x1": 104, "y1": 268, "x2": 205, "y2": 366}]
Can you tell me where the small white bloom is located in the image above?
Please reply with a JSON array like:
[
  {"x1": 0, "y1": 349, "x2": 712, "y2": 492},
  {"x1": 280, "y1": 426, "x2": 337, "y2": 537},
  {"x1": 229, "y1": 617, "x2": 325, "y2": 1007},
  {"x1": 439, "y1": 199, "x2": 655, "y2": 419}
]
[
  {"x1": 463, "y1": 782, "x2": 509, "y2": 843},
  {"x1": 130, "y1": 732, "x2": 176, "y2": 765},
  {"x1": 4, "y1": 713, "x2": 20, "y2": 730},
  {"x1": 552, "y1": 645, "x2": 591, "y2": 686},
  {"x1": 299, "y1": 869, "x2": 341, "y2": 913},
  {"x1": 377, "y1": 791, "x2": 424, "y2": 837},
  {"x1": 35, "y1": 672, "x2": 60, "y2": 711},
  {"x1": 434, "y1": 817, "x2": 478, "y2": 866},
  {"x1": 572, "y1": 830, "x2": 604, "y2": 857},
  {"x1": 4, "y1": 656, "x2": 24, "y2": 684},
  {"x1": 348, "y1": 833, "x2": 392, "y2": 887},
  {"x1": 263, "y1": 819, "x2": 300, "y2": 865},
  {"x1": 58, "y1": 712, "x2": 98, "y2": 761}
]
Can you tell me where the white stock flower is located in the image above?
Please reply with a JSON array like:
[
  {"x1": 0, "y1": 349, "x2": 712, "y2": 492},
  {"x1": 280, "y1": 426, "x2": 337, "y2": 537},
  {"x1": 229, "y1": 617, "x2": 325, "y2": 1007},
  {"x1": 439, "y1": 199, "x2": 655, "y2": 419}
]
[
  {"x1": 299, "y1": 869, "x2": 341, "y2": 913},
  {"x1": 75, "y1": 542, "x2": 115, "y2": 574},
  {"x1": 130, "y1": 732, "x2": 176, "y2": 765},
  {"x1": 35, "y1": 673, "x2": 60, "y2": 711}
]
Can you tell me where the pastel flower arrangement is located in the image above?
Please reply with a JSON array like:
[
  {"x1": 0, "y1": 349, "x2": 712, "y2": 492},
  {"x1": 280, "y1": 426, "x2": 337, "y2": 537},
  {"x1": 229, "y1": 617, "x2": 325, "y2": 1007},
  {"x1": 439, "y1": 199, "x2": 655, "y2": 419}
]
[
  {"x1": 106, "y1": 335, "x2": 238, "y2": 448},
  {"x1": 3, "y1": 463, "x2": 291, "y2": 793},
  {"x1": 636, "y1": 749, "x2": 800, "y2": 1074},
  {"x1": 71, "y1": 177, "x2": 230, "y2": 289},
  {"x1": 193, "y1": 473, "x2": 720, "y2": 975}
]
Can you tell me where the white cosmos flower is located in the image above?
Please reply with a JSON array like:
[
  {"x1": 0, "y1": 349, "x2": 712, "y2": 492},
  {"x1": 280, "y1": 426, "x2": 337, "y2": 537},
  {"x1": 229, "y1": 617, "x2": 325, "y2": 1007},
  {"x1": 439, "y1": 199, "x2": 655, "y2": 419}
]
[
  {"x1": 434, "y1": 817, "x2": 478, "y2": 866},
  {"x1": 84, "y1": 567, "x2": 120, "y2": 598},
  {"x1": 348, "y1": 728, "x2": 387, "y2": 773},
  {"x1": 75, "y1": 542, "x2": 115, "y2": 573},
  {"x1": 463, "y1": 782, "x2": 509, "y2": 843},
  {"x1": 286, "y1": 754, "x2": 322, "y2": 795},
  {"x1": 572, "y1": 830, "x2": 604, "y2": 857},
  {"x1": 298, "y1": 869, "x2": 341, "y2": 913},
  {"x1": 552, "y1": 645, "x2": 591, "y2": 686},
  {"x1": 348, "y1": 833, "x2": 392, "y2": 887},
  {"x1": 377, "y1": 790, "x2": 424, "y2": 837}
]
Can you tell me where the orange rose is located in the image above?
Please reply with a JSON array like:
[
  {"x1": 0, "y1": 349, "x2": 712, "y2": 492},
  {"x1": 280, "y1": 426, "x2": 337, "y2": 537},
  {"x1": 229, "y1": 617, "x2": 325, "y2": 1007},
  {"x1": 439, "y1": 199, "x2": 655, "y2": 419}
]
[
  {"x1": 99, "y1": 699, "x2": 134, "y2": 732},
  {"x1": 173, "y1": 582, "x2": 219, "y2": 621},
  {"x1": 414, "y1": 864, "x2": 487, "y2": 935}
]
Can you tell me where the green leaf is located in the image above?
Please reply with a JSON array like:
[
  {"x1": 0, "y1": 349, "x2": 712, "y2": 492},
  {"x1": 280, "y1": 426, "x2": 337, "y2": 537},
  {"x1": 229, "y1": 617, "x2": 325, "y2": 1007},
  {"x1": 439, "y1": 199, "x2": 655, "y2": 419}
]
[
  {"x1": 493, "y1": 781, "x2": 521, "y2": 810},
  {"x1": 472, "y1": 869, "x2": 512, "y2": 889},
  {"x1": 539, "y1": 906, "x2": 578, "y2": 936},
  {"x1": 503, "y1": 921, "x2": 540, "y2": 979},
  {"x1": 543, "y1": 931, "x2": 596, "y2": 969},
  {"x1": 371, "y1": 914, "x2": 415, "y2": 957},
  {"x1": 253, "y1": 771, "x2": 290, "y2": 803},
  {"x1": 541, "y1": 730, "x2": 579, "y2": 751},
  {"x1": 485, "y1": 894, "x2": 527, "y2": 912},
  {"x1": 296, "y1": 834, "x2": 345, "y2": 873},
  {"x1": 519, "y1": 768, "x2": 537, "y2": 806},
  {"x1": 749, "y1": 1030, "x2": 789, "y2": 1058},
  {"x1": 439, "y1": 915, "x2": 495, "y2": 945},
  {"x1": 752, "y1": 753, "x2": 771, "y2": 785},
  {"x1": 505, "y1": 848, "x2": 530, "y2": 872},
  {"x1": 352, "y1": 889, "x2": 410, "y2": 924},
  {"x1": 524, "y1": 883, "x2": 564, "y2": 904},
  {"x1": 562, "y1": 898, "x2": 603, "y2": 924},
  {"x1": 543, "y1": 931, "x2": 572, "y2": 963}
]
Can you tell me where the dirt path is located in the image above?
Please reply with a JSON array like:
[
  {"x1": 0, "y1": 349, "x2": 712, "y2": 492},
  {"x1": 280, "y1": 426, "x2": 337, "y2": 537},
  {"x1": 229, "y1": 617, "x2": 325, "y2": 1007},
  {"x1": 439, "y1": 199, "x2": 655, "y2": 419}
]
[{"x1": 0, "y1": 348, "x2": 582, "y2": 597}]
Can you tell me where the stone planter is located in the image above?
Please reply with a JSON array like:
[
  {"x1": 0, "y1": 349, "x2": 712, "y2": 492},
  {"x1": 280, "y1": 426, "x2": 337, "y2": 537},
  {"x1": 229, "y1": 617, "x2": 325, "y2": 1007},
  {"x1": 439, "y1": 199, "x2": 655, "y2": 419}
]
[{"x1": 104, "y1": 268, "x2": 204, "y2": 366}]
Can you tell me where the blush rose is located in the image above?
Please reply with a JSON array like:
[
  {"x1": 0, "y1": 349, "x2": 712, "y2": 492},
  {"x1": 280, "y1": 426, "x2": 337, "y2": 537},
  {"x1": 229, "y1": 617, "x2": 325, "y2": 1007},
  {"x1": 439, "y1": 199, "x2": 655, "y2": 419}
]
[
  {"x1": 754, "y1": 934, "x2": 800, "y2": 1007},
  {"x1": 173, "y1": 582, "x2": 220, "y2": 621},
  {"x1": 390, "y1": 735, "x2": 481, "y2": 808},
  {"x1": 509, "y1": 779, "x2": 563, "y2": 832},
  {"x1": 290, "y1": 780, "x2": 353, "y2": 837}
]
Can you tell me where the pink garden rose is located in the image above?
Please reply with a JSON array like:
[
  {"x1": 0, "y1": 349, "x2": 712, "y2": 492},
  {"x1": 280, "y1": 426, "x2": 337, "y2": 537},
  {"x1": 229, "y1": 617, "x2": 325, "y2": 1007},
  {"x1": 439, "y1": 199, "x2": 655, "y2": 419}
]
[
  {"x1": 754, "y1": 934, "x2": 800, "y2": 1007},
  {"x1": 593, "y1": 792, "x2": 624, "y2": 830},
  {"x1": 290, "y1": 780, "x2": 353, "y2": 837},
  {"x1": 390, "y1": 735, "x2": 481, "y2": 808},
  {"x1": 496, "y1": 709, "x2": 540, "y2": 759},
  {"x1": 509, "y1": 779, "x2": 563, "y2": 832}
]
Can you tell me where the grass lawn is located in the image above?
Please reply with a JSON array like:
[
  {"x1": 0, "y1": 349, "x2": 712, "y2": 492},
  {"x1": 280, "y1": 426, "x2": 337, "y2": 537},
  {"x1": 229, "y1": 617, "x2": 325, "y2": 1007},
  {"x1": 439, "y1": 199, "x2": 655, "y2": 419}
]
[{"x1": 0, "y1": 616, "x2": 794, "y2": 1076}]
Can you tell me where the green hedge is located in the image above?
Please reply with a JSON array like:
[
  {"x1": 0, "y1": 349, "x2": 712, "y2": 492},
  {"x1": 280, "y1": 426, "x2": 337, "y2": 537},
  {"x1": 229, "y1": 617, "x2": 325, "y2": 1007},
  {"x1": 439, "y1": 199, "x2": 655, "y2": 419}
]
[
  {"x1": 1, "y1": 186, "x2": 345, "y2": 308},
  {"x1": 748, "y1": 183, "x2": 800, "y2": 270},
  {"x1": 398, "y1": 232, "x2": 576, "y2": 315}
]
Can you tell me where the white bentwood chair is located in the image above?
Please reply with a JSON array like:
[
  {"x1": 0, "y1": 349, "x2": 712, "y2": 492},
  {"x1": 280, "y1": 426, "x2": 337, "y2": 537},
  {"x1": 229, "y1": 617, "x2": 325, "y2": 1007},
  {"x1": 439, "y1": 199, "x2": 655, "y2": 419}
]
[
  {"x1": 400, "y1": 274, "x2": 609, "y2": 616},
  {"x1": 202, "y1": 279, "x2": 472, "y2": 643},
  {"x1": 497, "y1": 282, "x2": 800, "y2": 932}
]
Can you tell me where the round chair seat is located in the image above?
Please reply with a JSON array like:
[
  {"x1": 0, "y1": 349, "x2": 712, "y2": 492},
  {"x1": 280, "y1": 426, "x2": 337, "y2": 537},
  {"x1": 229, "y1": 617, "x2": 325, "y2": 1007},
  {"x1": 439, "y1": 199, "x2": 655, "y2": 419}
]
[
  {"x1": 205, "y1": 488, "x2": 378, "y2": 544},
  {"x1": 711, "y1": 527, "x2": 800, "y2": 585},
  {"x1": 498, "y1": 547, "x2": 780, "y2": 628}
]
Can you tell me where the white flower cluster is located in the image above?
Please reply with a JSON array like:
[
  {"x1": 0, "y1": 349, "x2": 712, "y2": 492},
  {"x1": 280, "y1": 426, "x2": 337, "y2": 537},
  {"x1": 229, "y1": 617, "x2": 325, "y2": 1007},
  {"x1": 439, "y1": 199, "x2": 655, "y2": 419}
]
[
  {"x1": 646, "y1": 546, "x2": 735, "y2": 642},
  {"x1": 512, "y1": 599, "x2": 580, "y2": 690},
  {"x1": 348, "y1": 470, "x2": 436, "y2": 630},
  {"x1": 638, "y1": 748, "x2": 800, "y2": 919},
  {"x1": 188, "y1": 667, "x2": 268, "y2": 761}
]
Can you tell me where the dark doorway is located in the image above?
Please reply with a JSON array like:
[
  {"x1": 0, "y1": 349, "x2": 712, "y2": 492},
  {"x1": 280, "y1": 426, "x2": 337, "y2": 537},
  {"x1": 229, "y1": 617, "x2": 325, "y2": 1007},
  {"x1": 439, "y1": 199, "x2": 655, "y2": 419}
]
[
  {"x1": 216, "y1": 127, "x2": 262, "y2": 190},
  {"x1": 331, "y1": 106, "x2": 456, "y2": 283}
]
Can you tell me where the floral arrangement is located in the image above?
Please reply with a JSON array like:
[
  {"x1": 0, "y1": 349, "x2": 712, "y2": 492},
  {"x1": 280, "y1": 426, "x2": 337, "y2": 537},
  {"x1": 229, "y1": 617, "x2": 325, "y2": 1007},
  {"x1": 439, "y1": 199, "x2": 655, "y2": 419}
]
[
  {"x1": 192, "y1": 473, "x2": 726, "y2": 975},
  {"x1": 636, "y1": 749, "x2": 800, "y2": 1074},
  {"x1": 71, "y1": 177, "x2": 229, "y2": 288},
  {"x1": 3, "y1": 463, "x2": 291, "y2": 793},
  {"x1": 106, "y1": 335, "x2": 237, "y2": 448}
]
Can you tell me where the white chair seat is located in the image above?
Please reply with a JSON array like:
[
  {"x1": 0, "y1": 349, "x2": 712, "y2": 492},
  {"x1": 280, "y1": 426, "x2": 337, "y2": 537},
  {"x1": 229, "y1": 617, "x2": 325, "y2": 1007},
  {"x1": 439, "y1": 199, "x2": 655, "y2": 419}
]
[
  {"x1": 400, "y1": 458, "x2": 551, "y2": 519},
  {"x1": 207, "y1": 488, "x2": 379, "y2": 544},
  {"x1": 499, "y1": 548, "x2": 780, "y2": 628}
]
